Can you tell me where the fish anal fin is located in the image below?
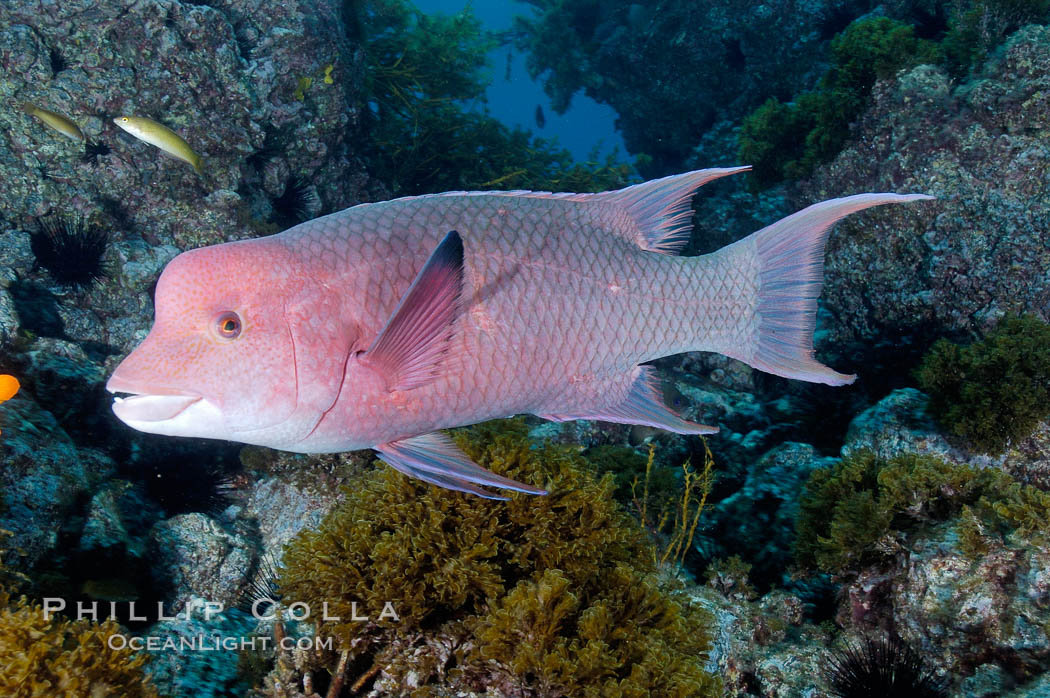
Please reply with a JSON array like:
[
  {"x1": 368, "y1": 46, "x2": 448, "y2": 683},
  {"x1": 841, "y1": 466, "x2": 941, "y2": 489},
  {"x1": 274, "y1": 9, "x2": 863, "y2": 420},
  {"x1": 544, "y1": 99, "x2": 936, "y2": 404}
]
[
  {"x1": 376, "y1": 432, "x2": 548, "y2": 499},
  {"x1": 539, "y1": 366, "x2": 718, "y2": 435},
  {"x1": 361, "y1": 231, "x2": 464, "y2": 392}
]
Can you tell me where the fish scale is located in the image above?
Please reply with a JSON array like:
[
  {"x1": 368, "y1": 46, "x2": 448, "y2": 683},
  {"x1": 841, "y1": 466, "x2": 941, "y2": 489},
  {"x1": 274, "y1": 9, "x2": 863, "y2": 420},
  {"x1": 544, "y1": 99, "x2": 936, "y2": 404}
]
[
  {"x1": 108, "y1": 169, "x2": 932, "y2": 497},
  {"x1": 287, "y1": 196, "x2": 683, "y2": 424}
]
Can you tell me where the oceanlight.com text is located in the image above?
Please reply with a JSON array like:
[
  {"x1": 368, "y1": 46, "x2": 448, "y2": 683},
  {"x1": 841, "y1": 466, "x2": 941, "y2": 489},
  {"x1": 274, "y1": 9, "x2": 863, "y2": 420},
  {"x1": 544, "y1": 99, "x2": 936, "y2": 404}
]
[{"x1": 107, "y1": 633, "x2": 334, "y2": 653}]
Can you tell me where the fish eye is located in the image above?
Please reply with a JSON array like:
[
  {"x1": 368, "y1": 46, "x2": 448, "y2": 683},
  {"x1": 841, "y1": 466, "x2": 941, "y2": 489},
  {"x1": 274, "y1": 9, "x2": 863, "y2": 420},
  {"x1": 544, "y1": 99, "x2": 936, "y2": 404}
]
[
  {"x1": 215, "y1": 311, "x2": 242, "y2": 339},
  {"x1": 121, "y1": 117, "x2": 128, "y2": 122}
]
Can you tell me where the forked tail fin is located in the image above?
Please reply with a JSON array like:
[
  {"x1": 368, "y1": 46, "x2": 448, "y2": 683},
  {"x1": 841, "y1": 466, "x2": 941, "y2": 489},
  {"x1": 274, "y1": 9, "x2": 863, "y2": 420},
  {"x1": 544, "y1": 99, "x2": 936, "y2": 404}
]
[{"x1": 714, "y1": 193, "x2": 933, "y2": 385}]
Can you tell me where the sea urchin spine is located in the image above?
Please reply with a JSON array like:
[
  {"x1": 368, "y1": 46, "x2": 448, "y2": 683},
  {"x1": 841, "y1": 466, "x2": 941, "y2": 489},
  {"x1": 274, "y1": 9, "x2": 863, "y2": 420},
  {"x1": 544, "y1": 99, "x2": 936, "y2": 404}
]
[
  {"x1": 270, "y1": 174, "x2": 319, "y2": 230},
  {"x1": 825, "y1": 636, "x2": 949, "y2": 698},
  {"x1": 30, "y1": 214, "x2": 109, "y2": 289}
]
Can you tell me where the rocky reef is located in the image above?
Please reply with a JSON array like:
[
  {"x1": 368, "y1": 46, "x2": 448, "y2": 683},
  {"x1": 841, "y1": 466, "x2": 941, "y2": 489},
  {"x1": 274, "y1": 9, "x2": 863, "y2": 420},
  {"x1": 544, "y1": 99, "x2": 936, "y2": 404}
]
[
  {"x1": 2, "y1": 0, "x2": 1050, "y2": 696},
  {"x1": 804, "y1": 23, "x2": 1050, "y2": 343}
]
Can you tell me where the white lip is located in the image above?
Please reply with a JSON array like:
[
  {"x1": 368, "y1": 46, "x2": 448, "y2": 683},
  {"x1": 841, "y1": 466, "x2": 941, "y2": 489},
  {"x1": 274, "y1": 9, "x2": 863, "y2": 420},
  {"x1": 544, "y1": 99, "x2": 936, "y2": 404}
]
[
  {"x1": 111, "y1": 394, "x2": 200, "y2": 423},
  {"x1": 109, "y1": 390, "x2": 224, "y2": 438}
]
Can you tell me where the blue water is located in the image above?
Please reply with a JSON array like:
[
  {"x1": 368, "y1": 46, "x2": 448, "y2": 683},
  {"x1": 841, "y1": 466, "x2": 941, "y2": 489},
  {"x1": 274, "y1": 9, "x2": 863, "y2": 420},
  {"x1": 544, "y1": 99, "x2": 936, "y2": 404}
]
[{"x1": 411, "y1": 0, "x2": 629, "y2": 163}]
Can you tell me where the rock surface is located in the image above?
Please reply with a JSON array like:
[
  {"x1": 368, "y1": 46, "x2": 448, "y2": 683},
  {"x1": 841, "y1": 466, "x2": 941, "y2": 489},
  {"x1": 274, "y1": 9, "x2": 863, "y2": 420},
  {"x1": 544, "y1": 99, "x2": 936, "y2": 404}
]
[
  {"x1": 149, "y1": 513, "x2": 254, "y2": 610},
  {"x1": 695, "y1": 442, "x2": 838, "y2": 586},
  {"x1": 0, "y1": 0, "x2": 376, "y2": 358},
  {"x1": 804, "y1": 27, "x2": 1050, "y2": 353}
]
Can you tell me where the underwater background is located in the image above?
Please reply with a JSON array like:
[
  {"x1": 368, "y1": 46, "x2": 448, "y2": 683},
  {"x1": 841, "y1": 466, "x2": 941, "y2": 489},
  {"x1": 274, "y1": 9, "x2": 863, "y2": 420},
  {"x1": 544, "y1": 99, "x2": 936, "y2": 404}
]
[{"x1": 1, "y1": 0, "x2": 1049, "y2": 696}]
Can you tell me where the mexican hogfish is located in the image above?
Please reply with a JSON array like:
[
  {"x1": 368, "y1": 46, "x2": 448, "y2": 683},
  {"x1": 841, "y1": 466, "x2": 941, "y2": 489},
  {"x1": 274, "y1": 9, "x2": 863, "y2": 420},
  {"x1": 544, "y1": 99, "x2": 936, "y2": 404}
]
[{"x1": 107, "y1": 169, "x2": 930, "y2": 498}]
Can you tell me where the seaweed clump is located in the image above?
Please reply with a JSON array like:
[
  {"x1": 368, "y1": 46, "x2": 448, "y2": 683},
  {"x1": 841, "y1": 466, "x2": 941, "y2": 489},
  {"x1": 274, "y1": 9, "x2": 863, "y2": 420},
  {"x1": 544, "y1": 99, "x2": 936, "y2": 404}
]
[
  {"x1": 794, "y1": 449, "x2": 1050, "y2": 575},
  {"x1": 350, "y1": 0, "x2": 632, "y2": 195},
  {"x1": 942, "y1": 0, "x2": 1050, "y2": 73},
  {"x1": 825, "y1": 636, "x2": 948, "y2": 698},
  {"x1": 916, "y1": 314, "x2": 1050, "y2": 454},
  {"x1": 739, "y1": 17, "x2": 939, "y2": 188},
  {"x1": 738, "y1": 3, "x2": 1050, "y2": 188},
  {"x1": 0, "y1": 592, "x2": 159, "y2": 698},
  {"x1": 30, "y1": 215, "x2": 109, "y2": 289},
  {"x1": 278, "y1": 419, "x2": 719, "y2": 696},
  {"x1": 0, "y1": 531, "x2": 158, "y2": 698}
]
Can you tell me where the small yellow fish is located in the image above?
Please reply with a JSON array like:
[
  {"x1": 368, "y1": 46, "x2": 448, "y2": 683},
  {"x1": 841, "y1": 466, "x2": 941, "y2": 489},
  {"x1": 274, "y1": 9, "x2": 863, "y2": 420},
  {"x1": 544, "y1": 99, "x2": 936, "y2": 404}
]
[
  {"x1": 113, "y1": 115, "x2": 203, "y2": 174},
  {"x1": 22, "y1": 102, "x2": 84, "y2": 141}
]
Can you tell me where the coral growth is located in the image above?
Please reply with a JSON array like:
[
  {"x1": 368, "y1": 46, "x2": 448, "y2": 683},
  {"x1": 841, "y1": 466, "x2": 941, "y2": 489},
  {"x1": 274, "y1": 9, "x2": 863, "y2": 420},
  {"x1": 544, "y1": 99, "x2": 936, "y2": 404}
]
[
  {"x1": 277, "y1": 419, "x2": 719, "y2": 695},
  {"x1": 916, "y1": 314, "x2": 1050, "y2": 454}
]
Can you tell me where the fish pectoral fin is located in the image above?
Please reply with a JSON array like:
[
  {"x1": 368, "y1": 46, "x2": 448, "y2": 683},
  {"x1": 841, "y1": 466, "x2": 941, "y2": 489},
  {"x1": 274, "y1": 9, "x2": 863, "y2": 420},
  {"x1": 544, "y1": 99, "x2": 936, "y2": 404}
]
[
  {"x1": 538, "y1": 365, "x2": 718, "y2": 435},
  {"x1": 361, "y1": 231, "x2": 465, "y2": 392},
  {"x1": 376, "y1": 432, "x2": 548, "y2": 499}
]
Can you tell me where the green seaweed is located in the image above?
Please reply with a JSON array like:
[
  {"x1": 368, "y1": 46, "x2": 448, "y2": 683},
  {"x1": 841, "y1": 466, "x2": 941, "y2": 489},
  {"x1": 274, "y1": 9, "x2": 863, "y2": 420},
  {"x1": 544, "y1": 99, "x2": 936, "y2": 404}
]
[
  {"x1": 739, "y1": 17, "x2": 939, "y2": 189},
  {"x1": 795, "y1": 449, "x2": 1050, "y2": 574},
  {"x1": 916, "y1": 314, "x2": 1050, "y2": 454},
  {"x1": 738, "y1": 4, "x2": 1050, "y2": 188},
  {"x1": 277, "y1": 419, "x2": 719, "y2": 695},
  {"x1": 943, "y1": 0, "x2": 1050, "y2": 73}
]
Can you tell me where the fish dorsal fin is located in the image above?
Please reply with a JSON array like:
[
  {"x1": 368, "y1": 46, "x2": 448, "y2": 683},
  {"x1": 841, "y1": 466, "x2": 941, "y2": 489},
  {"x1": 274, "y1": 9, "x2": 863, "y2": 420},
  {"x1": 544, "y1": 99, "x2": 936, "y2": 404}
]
[
  {"x1": 376, "y1": 432, "x2": 548, "y2": 499},
  {"x1": 361, "y1": 230, "x2": 464, "y2": 391},
  {"x1": 594, "y1": 167, "x2": 751, "y2": 254},
  {"x1": 539, "y1": 365, "x2": 718, "y2": 435},
  {"x1": 348, "y1": 169, "x2": 749, "y2": 256}
]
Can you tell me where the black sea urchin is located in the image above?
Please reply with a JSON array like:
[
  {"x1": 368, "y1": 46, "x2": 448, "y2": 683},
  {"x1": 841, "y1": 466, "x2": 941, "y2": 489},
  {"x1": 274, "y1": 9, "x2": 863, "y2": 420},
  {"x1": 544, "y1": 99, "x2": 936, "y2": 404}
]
[
  {"x1": 81, "y1": 139, "x2": 112, "y2": 166},
  {"x1": 30, "y1": 215, "x2": 109, "y2": 289},
  {"x1": 48, "y1": 46, "x2": 67, "y2": 75},
  {"x1": 826, "y1": 636, "x2": 949, "y2": 698},
  {"x1": 237, "y1": 550, "x2": 284, "y2": 615},
  {"x1": 270, "y1": 174, "x2": 318, "y2": 230}
]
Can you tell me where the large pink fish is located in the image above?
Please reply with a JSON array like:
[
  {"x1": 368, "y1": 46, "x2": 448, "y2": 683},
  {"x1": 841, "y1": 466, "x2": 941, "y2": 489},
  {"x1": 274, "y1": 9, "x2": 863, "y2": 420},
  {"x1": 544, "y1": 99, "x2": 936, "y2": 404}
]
[{"x1": 107, "y1": 169, "x2": 931, "y2": 498}]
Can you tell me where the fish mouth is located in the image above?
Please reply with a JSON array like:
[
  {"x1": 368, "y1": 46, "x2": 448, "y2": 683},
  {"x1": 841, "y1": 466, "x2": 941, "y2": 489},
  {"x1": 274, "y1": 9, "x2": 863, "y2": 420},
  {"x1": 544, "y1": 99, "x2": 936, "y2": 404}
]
[
  {"x1": 109, "y1": 391, "x2": 201, "y2": 423},
  {"x1": 106, "y1": 374, "x2": 202, "y2": 423}
]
